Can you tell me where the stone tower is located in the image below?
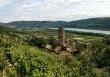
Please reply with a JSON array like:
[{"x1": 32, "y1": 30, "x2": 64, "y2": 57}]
[{"x1": 58, "y1": 27, "x2": 66, "y2": 47}]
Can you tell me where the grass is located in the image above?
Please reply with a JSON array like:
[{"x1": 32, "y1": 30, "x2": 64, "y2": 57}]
[{"x1": 1, "y1": 45, "x2": 80, "y2": 77}]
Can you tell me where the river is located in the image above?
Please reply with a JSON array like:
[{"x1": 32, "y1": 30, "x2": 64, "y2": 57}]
[{"x1": 50, "y1": 28, "x2": 110, "y2": 35}]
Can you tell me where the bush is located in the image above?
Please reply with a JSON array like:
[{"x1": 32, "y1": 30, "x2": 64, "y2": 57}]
[{"x1": 29, "y1": 37, "x2": 48, "y2": 47}]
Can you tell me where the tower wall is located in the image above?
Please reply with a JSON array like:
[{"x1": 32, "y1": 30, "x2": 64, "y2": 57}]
[{"x1": 58, "y1": 27, "x2": 65, "y2": 47}]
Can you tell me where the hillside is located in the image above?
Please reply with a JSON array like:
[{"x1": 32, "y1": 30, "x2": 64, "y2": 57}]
[
  {"x1": 4, "y1": 17, "x2": 110, "y2": 31},
  {"x1": 0, "y1": 28, "x2": 110, "y2": 77},
  {"x1": 5, "y1": 21, "x2": 68, "y2": 29},
  {"x1": 67, "y1": 17, "x2": 110, "y2": 30},
  {"x1": 0, "y1": 25, "x2": 15, "y2": 33}
]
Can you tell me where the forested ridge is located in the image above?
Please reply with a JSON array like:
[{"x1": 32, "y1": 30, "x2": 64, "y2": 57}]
[{"x1": 2, "y1": 17, "x2": 110, "y2": 31}]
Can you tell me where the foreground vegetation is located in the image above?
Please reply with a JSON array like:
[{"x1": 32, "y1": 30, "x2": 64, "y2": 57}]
[{"x1": 0, "y1": 27, "x2": 110, "y2": 77}]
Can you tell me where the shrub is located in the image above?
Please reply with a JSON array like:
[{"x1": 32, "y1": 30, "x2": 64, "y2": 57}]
[{"x1": 29, "y1": 37, "x2": 48, "y2": 47}]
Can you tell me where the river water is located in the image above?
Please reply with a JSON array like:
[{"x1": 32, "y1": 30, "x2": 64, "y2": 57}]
[{"x1": 50, "y1": 28, "x2": 110, "y2": 35}]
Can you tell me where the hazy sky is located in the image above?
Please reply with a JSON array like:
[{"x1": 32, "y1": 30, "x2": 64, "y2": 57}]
[{"x1": 0, "y1": 0, "x2": 110, "y2": 22}]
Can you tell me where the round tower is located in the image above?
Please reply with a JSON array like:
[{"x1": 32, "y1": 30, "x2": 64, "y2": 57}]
[{"x1": 58, "y1": 27, "x2": 66, "y2": 47}]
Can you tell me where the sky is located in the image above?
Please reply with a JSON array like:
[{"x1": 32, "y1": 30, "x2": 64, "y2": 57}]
[{"x1": 0, "y1": 0, "x2": 110, "y2": 22}]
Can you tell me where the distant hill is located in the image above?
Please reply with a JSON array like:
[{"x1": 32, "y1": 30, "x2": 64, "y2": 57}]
[
  {"x1": 66, "y1": 17, "x2": 110, "y2": 31},
  {"x1": 3, "y1": 17, "x2": 110, "y2": 31},
  {"x1": 6, "y1": 21, "x2": 68, "y2": 29},
  {"x1": 0, "y1": 25, "x2": 15, "y2": 32}
]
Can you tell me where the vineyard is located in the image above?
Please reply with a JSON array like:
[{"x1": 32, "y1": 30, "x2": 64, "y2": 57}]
[{"x1": 0, "y1": 28, "x2": 110, "y2": 77}]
